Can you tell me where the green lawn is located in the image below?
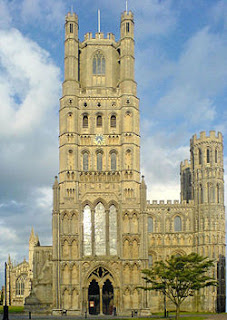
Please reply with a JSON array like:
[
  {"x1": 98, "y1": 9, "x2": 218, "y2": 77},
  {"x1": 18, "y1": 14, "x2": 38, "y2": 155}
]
[{"x1": 0, "y1": 305, "x2": 24, "y2": 313}]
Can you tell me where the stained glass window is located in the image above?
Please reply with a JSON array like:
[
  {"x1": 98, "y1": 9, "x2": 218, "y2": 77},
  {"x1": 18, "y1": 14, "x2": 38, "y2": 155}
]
[
  {"x1": 109, "y1": 205, "x2": 117, "y2": 255},
  {"x1": 95, "y1": 203, "x2": 106, "y2": 255},
  {"x1": 83, "y1": 205, "x2": 92, "y2": 255}
]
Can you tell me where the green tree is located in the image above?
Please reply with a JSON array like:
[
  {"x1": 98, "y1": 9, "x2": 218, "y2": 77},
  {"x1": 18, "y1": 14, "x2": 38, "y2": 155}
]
[{"x1": 141, "y1": 253, "x2": 216, "y2": 320}]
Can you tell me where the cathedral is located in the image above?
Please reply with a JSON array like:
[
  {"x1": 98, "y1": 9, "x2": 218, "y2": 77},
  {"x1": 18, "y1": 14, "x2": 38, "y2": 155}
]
[{"x1": 5, "y1": 9, "x2": 226, "y2": 315}]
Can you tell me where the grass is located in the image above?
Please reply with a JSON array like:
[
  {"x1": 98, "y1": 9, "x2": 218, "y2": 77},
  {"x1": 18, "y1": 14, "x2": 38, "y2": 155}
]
[{"x1": 0, "y1": 305, "x2": 24, "y2": 313}]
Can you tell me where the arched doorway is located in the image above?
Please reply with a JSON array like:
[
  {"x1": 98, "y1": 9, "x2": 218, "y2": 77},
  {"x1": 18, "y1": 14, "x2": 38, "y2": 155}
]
[
  {"x1": 87, "y1": 267, "x2": 115, "y2": 315},
  {"x1": 88, "y1": 280, "x2": 100, "y2": 315},
  {"x1": 102, "y1": 279, "x2": 114, "y2": 315}
]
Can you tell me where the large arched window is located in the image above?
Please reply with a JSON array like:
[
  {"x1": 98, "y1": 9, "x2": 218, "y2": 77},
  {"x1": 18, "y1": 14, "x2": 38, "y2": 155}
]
[
  {"x1": 83, "y1": 115, "x2": 88, "y2": 128},
  {"x1": 97, "y1": 152, "x2": 103, "y2": 171},
  {"x1": 110, "y1": 115, "x2": 116, "y2": 128},
  {"x1": 93, "y1": 52, "x2": 105, "y2": 75},
  {"x1": 95, "y1": 202, "x2": 106, "y2": 255},
  {"x1": 83, "y1": 152, "x2": 89, "y2": 171},
  {"x1": 109, "y1": 205, "x2": 117, "y2": 255},
  {"x1": 83, "y1": 205, "x2": 92, "y2": 255},
  {"x1": 111, "y1": 152, "x2": 117, "y2": 171},
  {"x1": 16, "y1": 276, "x2": 25, "y2": 296},
  {"x1": 174, "y1": 216, "x2": 182, "y2": 232},
  {"x1": 148, "y1": 217, "x2": 153, "y2": 233}
]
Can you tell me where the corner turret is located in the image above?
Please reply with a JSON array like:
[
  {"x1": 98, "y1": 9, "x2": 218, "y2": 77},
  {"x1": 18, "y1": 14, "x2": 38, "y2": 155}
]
[{"x1": 119, "y1": 11, "x2": 137, "y2": 95}]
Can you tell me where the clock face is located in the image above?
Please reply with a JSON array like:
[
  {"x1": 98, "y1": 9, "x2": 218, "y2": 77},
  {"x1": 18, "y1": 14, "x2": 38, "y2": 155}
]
[{"x1": 94, "y1": 134, "x2": 104, "y2": 145}]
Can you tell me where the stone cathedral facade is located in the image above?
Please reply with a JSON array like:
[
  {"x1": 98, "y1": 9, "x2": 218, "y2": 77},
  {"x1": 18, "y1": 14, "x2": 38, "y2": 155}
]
[{"x1": 6, "y1": 9, "x2": 226, "y2": 314}]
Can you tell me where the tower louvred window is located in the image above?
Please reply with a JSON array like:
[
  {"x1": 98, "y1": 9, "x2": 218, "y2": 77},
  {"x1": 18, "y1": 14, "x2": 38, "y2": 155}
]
[{"x1": 207, "y1": 148, "x2": 210, "y2": 163}]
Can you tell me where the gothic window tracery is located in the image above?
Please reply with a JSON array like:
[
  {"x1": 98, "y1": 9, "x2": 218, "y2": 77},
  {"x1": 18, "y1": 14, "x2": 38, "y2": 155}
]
[
  {"x1": 93, "y1": 52, "x2": 105, "y2": 75},
  {"x1": 16, "y1": 276, "x2": 25, "y2": 296},
  {"x1": 83, "y1": 203, "x2": 117, "y2": 256}
]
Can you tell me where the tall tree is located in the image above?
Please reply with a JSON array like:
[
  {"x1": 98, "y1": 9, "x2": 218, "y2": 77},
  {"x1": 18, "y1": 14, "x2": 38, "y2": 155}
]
[{"x1": 141, "y1": 253, "x2": 216, "y2": 320}]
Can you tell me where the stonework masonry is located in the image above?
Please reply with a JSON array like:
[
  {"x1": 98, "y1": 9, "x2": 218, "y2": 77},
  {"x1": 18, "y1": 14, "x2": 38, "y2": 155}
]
[{"x1": 5, "y1": 9, "x2": 226, "y2": 315}]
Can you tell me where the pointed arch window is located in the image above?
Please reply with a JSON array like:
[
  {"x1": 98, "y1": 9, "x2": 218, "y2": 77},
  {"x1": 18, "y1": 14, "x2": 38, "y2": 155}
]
[
  {"x1": 110, "y1": 115, "x2": 116, "y2": 128},
  {"x1": 148, "y1": 255, "x2": 153, "y2": 267},
  {"x1": 95, "y1": 202, "x2": 106, "y2": 255},
  {"x1": 198, "y1": 148, "x2": 202, "y2": 165},
  {"x1": 148, "y1": 217, "x2": 153, "y2": 233},
  {"x1": 83, "y1": 152, "x2": 89, "y2": 171},
  {"x1": 109, "y1": 205, "x2": 117, "y2": 255},
  {"x1": 83, "y1": 205, "x2": 92, "y2": 256},
  {"x1": 207, "y1": 148, "x2": 210, "y2": 163},
  {"x1": 97, "y1": 152, "x2": 103, "y2": 171},
  {"x1": 93, "y1": 52, "x2": 105, "y2": 75},
  {"x1": 16, "y1": 276, "x2": 25, "y2": 296},
  {"x1": 97, "y1": 115, "x2": 102, "y2": 127},
  {"x1": 111, "y1": 152, "x2": 117, "y2": 171},
  {"x1": 215, "y1": 149, "x2": 218, "y2": 163},
  {"x1": 174, "y1": 216, "x2": 182, "y2": 232},
  {"x1": 83, "y1": 115, "x2": 88, "y2": 128}
]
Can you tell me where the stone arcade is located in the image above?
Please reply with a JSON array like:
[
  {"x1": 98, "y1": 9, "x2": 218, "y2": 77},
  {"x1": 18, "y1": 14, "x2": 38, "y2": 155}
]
[{"x1": 6, "y1": 9, "x2": 226, "y2": 315}]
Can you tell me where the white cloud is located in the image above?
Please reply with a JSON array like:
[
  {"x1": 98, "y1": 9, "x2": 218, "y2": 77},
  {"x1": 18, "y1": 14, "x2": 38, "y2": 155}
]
[
  {"x1": 0, "y1": 28, "x2": 60, "y2": 136},
  {"x1": 20, "y1": 0, "x2": 66, "y2": 30}
]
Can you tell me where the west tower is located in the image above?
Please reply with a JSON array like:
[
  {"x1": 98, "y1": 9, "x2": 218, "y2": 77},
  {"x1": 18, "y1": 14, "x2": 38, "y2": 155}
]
[{"x1": 52, "y1": 10, "x2": 147, "y2": 315}]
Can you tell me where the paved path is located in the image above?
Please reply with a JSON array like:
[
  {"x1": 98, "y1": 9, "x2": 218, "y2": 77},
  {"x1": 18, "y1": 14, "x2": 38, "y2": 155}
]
[{"x1": 2, "y1": 313, "x2": 227, "y2": 320}]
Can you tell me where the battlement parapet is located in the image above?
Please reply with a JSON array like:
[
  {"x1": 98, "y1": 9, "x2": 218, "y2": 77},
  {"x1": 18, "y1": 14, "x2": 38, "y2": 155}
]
[
  {"x1": 190, "y1": 131, "x2": 222, "y2": 146},
  {"x1": 180, "y1": 159, "x2": 191, "y2": 170},
  {"x1": 121, "y1": 11, "x2": 134, "y2": 20},
  {"x1": 84, "y1": 32, "x2": 116, "y2": 42},
  {"x1": 66, "y1": 12, "x2": 78, "y2": 22},
  {"x1": 147, "y1": 199, "x2": 194, "y2": 207}
]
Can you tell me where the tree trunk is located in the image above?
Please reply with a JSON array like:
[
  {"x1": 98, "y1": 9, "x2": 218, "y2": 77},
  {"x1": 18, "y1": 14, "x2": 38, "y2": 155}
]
[{"x1": 175, "y1": 305, "x2": 180, "y2": 320}]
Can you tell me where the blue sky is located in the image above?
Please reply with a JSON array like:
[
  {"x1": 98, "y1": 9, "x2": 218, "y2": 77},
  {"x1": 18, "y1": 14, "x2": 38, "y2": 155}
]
[{"x1": 0, "y1": 0, "x2": 227, "y2": 286}]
